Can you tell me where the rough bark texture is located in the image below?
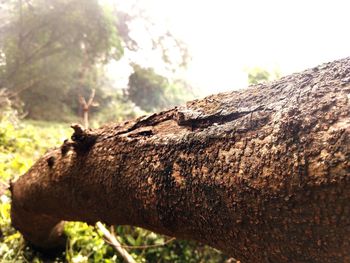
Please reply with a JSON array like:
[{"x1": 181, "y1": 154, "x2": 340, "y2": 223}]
[{"x1": 11, "y1": 58, "x2": 350, "y2": 262}]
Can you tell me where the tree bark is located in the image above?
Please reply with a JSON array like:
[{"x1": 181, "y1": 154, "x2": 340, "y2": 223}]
[{"x1": 11, "y1": 58, "x2": 350, "y2": 262}]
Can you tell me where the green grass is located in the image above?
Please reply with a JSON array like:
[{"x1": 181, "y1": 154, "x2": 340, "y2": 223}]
[{"x1": 0, "y1": 120, "x2": 71, "y2": 182}]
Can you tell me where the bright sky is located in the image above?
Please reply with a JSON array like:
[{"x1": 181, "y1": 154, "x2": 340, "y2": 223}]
[{"x1": 109, "y1": 0, "x2": 350, "y2": 95}]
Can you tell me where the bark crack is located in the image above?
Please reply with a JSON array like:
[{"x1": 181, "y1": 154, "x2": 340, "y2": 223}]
[{"x1": 175, "y1": 105, "x2": 267, "y2": 130}]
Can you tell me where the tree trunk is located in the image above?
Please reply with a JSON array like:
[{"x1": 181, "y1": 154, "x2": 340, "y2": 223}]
[{"x1": 11, "y1": 58, "x2": 350, "y2": 262}]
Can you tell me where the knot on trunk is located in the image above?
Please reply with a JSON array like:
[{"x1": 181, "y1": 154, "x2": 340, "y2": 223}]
[
  {"x1": 61, "y1": 124, "x2": 97, "y2": 154},
  {"x1": 71, "y1": 124, "x2": 97, "y2": 152}
]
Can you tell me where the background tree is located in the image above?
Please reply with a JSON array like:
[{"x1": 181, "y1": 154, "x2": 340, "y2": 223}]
[
  {"x1": 246, "y1": 66, "x2": 281, "y2": 84},
  {"x1": 0, "y1": 0, "x2": 192, "y2": 122},
  {"x1": 127, "y1": 64, "x2": 169, "y2": 112},
  {"x1": 127, "y1": 64, "x2": 195, "y2": 112},
  {"x1": 0, "y1": 0, "x2": 123, "y2": 120}
]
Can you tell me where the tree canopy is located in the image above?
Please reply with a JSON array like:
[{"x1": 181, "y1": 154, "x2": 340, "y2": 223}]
[
  {"x1": 246, "y1": 67, "x2": 281, "y2": 85},
  {"x1": 0, "y1": 0, "x2": 191, "y2": 121},
  {"x1": 126, "y1": 64, "x2": 193, "y2": 112}
]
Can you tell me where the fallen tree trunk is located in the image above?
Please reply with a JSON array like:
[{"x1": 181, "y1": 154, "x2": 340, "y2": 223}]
[{"x1": 11, "y1": 58, "x2": 350, "y2": 262}]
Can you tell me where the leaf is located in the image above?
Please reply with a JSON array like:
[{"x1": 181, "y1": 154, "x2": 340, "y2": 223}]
[{"x1": 125, "y1": 235, "x2": 136, "y2": 246}]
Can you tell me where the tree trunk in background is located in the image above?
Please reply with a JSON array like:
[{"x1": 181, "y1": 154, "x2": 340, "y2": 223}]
[{"x1": 11, "y1": 58, "x2": 350, "y2": 262}]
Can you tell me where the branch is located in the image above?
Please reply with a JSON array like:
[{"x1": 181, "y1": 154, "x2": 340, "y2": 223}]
[
  {"x1": 96, "y1": 222, "x2": 136, "y2": 263},
  {"x1": 10, "y1": 57, "x2": 350, "y2": 262},
  {"x1": 101, "y1": 226, "x2": 176, "y2": 249},
  {"x1": 78, "y1": 95, "x2": 87, "y2": 108},
  {"x1": 86, "y1": 89, "x2": 95, "y2": 107},
  {"x1": 78, "y1": 89, "x2": 98, "y2": 129}
]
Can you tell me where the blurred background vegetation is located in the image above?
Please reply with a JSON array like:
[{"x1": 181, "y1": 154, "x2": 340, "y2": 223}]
[{"x1": 0, "y1": 0, "x2": 281, "y2": 262}]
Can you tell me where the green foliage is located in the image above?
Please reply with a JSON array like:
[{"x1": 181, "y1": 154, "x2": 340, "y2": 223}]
[
  {"x1": 65, "y1": 222, "x2": 117, "y2": 262},
  {"x1": 127, "y1": 65, "x2": 194, "y2": 112},
  {"x1": 0, "y1": 117, "x2": 70, "y2": 262},
  {"x1": 1, "y1": 0, "x2": 123, "y2": 120},
  {"x1": 0, "y1": 119, "x2": 228, "y2": 262},
  {"x1": 0, "y1": 199, "x2": 25, "y2": 262},
  {"x1": 127, "y1": 65, "x2": 170, "y2": 112},
  {"x1": 0, "y1": 0, "x2": 191, "y2": 122},
  {"x1": 92, "y1": 89, "x2": 146, "y2": 126},
  {"x1": 0, "y1": 118, "x2": 70, "y2": 181},
  {"x1": 246, "y1": 67, "x2": 281, "y2": 85},
  {"x1": 164, "y1": 79, "x2": 196, "y2": 107},
  {"x1": 112, "y1": 226, "x2": 228, "y2": 263}
]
